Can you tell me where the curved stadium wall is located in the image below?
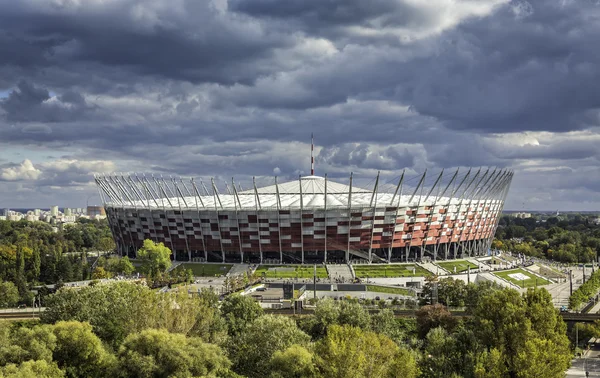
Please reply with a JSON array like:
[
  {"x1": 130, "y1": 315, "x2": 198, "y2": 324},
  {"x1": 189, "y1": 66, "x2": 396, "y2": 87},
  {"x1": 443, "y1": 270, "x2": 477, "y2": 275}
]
[{"x1": 95, "y1": 168, "x2": 513, "y2": 264}]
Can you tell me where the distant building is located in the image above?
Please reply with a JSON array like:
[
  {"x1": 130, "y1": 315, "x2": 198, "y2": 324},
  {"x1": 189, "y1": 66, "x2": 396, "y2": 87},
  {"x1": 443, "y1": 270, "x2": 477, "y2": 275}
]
[
  {"x1": 34, "y1": 209, "x2": 41, "y2": 216},
  {"x1": 87, "y1": 206, "x2": 106, "y2": 217},
  {"x1": 64, "y1": 208, "x2": 72, "y2": 216},
  {"x1": 50, "y1": 206, "x2": 59, "y2": 217},
  {"x1": 1, "y1": 208, "x2": 9, "y2": 216},
  {"x1": 512, "y1": 212, "x2": 532, "y2": 219}
]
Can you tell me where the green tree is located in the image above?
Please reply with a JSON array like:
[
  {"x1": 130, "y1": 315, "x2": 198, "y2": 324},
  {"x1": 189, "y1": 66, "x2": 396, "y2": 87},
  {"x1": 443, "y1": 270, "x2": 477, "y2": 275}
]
[
  {"x1": 91, "y1": 266, "x2": 111, "y2": 279},
  {"x1": 316, "y1": 324, "x2": 415, "y2": 378},
  {"x1": 0, "y1": 324, "x2": 56, "y2": 365},
  {"x1": 51, "y1": 321, "x2": 115, "y2": 378},
  {"x1": 0, "y1": 280, "x2": 19, "y2": 308},
  {"x1": 117, "y1": 328, "x2": 231, "y2": 378},
  {"x1": 229, "y1": 315, "x2": 310, "y2": 377},
  {"x1": 220, "y1": 294, "x2": 264, "y2": 337},
  {"x1": 474, "y1": 288, "x2": 571, "y2": 377},
  {"x1": 0, "y1": 360, "x2": 65, "y2": 378},
  {"x1": 269, "y1": 344, "x2": 317, "y2": 378},
  {"x1": 42, "y1": 281, "x2": 207, "y2": 348},
  {"x1": 137, "y1": 240, "x2": 172, "y2": 279}
]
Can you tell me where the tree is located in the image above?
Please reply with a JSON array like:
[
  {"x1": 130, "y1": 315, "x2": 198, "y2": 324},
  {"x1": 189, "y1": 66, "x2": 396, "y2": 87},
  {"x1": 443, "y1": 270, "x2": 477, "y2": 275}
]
[
  {"x1": 220, "y1": 294, "x2": 264, "y2": 337},
  {"x1": 117, "y1": 328, "x2": 231, "y2": 378},
  {"x1": 270, "y1": 344, "x2": 317, "y2": 378},
  {"x1": 229, "y1": 315, "x2": 311, "y2": 377},
  {"x1": 91, "y1": 266, "x2": 111, "y2": 279},
  {"x1": 0, "y1": 324, "x2": 56, "y2": 365},
  {"x1": 0, "y1": 360, "x2": 65, "y2": 378},
  {"x1": 474, "y1": 288, "x2": 571, "y2": 377},
  {"x1": 96, "y1": 236, "x2": 116, "y2": 252},
  {"x1": 420, "y1": 327, "x2": 457, "y2": 378},
  {"x1": 51, "y1": 321, "x2": 115, "y2": 378},
  {"x1": 371, "y1": 309, "x2": 405, "y2": 344},
  {"x1": 316, "y1": 324, "x2": 415, "y2": 378},
  {"x1": 137, "y1": 240, "x2": 172, "y2": 279},
  {"x1": 43, "y1": 281, "x2": 204, "y2": 348},
  {"x1": 0, "y1": 280, "x2": 19, "y2": 308},
  {"x1": 416, "y1": 303, "x2": 456, "y2": 338}
]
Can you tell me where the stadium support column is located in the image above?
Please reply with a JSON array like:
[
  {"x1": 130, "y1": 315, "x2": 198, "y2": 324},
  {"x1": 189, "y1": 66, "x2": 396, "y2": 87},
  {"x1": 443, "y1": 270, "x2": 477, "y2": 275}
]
[
  {"x1": 487, "y1": 172, "x2": 512, "y2": 254},
  {"x1": 455, "y1": 169, "x2": 482, "y2": 258},
  {"x1": 232, "y1": 178, "x2": 244, "y2": 264},
  {"x1": 174, "y1": 179, "x2": 192, "y2": 262},
  {"x1": 468, "y1": 169, "x2": 497, "y2": 256},
  {"x1": 406, "y1": 170, "x2": 426, "y2": 263},
  {"x1": 443, "y1": 169, "x2": 469, "y2": 260},
  {"x1": 388, "y1": 170, "x2": 405, "y2": 263},
  {"x1": 476, "y1": 170, "x2": 507, "y2": 255},
  {"x1": 431, "y1": 169, "x2": 459, "y2": 261},
  {"x1": 324, "y1": 174, "x2": 328, "y2": 264},
  {"x1": 275, "y1": 177, "x2": 283, "y2": 264},
  {"x1": 484, "y1": 171, "x2": 510, "y2": 253},
  {"x1": 113, "y1": 176, "x2": 137, "y2": 257},
  {"x1": 253, "y1": 177, "x2": 263, "y2": 264},
  {"x1": 465, "y1": 169, "x2": 493, "y2": 256},
  {"x1": 422, "y1": 170, "x2": 444, "y2": 261},
  {"x1": 346, "y1": 173, "x2": 353, "y2": 264},
  {"x1": 368, "y1": 171, "x2": 380, "y2": 264},
  {"x1": 211, "y1": 178, "x2": 225, "y2": 263},
  {"x1": 191, "y1": 179, "x2": 208, "y2": 262},
  {"x1": 299, "y1": 176, "x2": 305, "y2": 264},
  {"x1": 154, "y1": 176, "x2": 176, "y2": 260}
]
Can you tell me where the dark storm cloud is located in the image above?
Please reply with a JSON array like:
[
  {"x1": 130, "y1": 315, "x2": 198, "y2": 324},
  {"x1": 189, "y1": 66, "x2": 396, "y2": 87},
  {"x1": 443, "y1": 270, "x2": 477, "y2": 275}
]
[
  {"x1": 0, "y1": 0, "x2": 599, "y2": 210},
  {"x1": 0, "y1": 80, "x2": 98, "y2": 123},
  {"x1": 0, "y1": 1, "x2": 289, "y2": 87}
]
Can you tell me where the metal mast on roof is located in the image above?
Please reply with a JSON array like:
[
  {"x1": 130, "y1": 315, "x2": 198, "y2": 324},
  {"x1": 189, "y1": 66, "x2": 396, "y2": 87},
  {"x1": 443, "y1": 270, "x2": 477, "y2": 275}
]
[{"x1": 310, "y1": 133, "x2": 315, "y2": 176}]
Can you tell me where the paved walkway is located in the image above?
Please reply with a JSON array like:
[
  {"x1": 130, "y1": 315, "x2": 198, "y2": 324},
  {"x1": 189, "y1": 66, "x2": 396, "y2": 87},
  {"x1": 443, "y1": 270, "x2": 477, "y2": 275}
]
[
  {"x1": 478, "y1": 272, "x2": 519, "y2": 289},
  {"x1": 227, "y1": 264, "x2": 250, "y2": 277},
  {"x1": 420, "y1": 262, "x2": 448, "y2": 275},
  {"x1": 327, "y1": 264, "x2": 354, "y2": 281}
]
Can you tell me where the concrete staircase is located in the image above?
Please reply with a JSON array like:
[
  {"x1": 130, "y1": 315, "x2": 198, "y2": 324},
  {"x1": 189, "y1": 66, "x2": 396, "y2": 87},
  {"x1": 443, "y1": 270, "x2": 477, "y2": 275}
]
[
  {"x1": 478, "y1": 272, "x2": 520, "y2": 289},
  {"x1": 467, "y1": 259, "x2": 490, "y2": 272},
  {"x1": 326, "y1": 264, "x2": 354, "y2": 282},
  {"x1": 227, "y1": 263, "x2": 250, "y2": 277},
  {"x1": 419, "y1": 262, "x2": 449, "y2": 275}
]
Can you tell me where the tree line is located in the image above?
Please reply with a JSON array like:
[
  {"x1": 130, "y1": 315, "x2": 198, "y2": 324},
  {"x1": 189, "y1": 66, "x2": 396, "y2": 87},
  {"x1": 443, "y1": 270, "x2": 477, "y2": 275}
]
[
  {"x1": 493, "y1": 214, "x2": 600, "y2": 263},
  {"x1": 0, "y1": 279, "x2": 573, "y2": 377},
  {"x1": 0, "y1": 219, "x2": 115, "y2": 307}
]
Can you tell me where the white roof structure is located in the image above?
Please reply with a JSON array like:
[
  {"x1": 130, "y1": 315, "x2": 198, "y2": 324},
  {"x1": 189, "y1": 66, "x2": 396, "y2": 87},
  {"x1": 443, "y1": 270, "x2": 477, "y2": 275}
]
[{"x1": 95, "y1": 169, "x2": 513, "y2": 211}]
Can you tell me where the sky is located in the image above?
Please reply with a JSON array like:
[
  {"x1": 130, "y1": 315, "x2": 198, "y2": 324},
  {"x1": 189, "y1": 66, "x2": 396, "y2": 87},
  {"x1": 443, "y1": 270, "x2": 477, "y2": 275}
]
[{"x1": 0, "y1": 0, "x2": 599, "y2": 211}]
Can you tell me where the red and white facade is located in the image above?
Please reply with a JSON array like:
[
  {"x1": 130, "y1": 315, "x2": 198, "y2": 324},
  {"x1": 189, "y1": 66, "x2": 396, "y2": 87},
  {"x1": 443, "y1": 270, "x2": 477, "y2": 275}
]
[{"x1": 95, "y1": 168, "x2": 512, "y2": 264}]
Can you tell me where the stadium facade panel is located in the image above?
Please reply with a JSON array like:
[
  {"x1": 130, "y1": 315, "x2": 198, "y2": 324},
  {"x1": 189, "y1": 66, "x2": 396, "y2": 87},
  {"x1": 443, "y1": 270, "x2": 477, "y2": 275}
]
[{"x1": 95, "y1": 168, "x2": 513, "y2": 264}]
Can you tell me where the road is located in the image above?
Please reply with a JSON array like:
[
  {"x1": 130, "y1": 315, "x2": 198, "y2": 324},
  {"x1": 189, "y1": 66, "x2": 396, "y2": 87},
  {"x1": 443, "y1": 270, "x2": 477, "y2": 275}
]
[{"x1": 567, "y1": 345, "x2": 600, "y2": 377}]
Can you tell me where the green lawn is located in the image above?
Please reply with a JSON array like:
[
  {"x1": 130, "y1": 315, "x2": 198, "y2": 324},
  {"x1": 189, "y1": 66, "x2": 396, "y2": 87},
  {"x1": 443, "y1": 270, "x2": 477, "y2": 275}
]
[
  {"x1": 366, "y1": 285, "x2": 412, "y2": 296},
  {"x1": 353, "y1": 264, "x2": 431, "y2": 278},
  {"x1": 178, "y1": 263, "x2": 232, "y2": 277},
  {"x1": 436, "y1": 260, "x2": 479, "y2": 274},
  {"x1": 494, "y1": 268, "x2": 551, "y2": 288},
  {"x1": 254, "y1": 265, "x2": 329, "y2": 279}
]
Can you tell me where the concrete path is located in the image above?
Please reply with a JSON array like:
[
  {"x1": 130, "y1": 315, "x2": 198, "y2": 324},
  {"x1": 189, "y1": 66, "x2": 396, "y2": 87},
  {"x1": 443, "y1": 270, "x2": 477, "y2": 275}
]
[
  {"x1": 227, "y1": 263, "x2": 250, "y2": 277},
  {"x1": 478, "y1": 272, "x2": 519, "y2": 289},
  {"x1": 468, "y1": 259, "x2": 491, "y2": 272},
  {"x1": 420, "y1": 262, "x2": 448, "y2": 275},
  {"x1": 327, "y1": 264, "x2": 354, "y2": 281}
]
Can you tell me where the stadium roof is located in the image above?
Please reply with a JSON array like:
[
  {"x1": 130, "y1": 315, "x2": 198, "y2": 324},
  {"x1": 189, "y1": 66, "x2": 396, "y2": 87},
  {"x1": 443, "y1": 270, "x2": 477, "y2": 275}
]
[{"x1": 96, "y1": 172, "x2": 512, "y2": 211}]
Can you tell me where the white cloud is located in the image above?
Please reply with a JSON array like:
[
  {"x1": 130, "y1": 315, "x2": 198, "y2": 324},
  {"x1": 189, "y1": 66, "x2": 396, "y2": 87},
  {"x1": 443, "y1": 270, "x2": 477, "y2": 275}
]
[{"x1": 0, "y1": 159, "x2": 42, "y2": 181}]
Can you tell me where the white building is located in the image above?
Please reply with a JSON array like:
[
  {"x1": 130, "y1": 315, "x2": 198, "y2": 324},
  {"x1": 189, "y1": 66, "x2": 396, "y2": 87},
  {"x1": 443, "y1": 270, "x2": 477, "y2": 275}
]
[{"x1": 50, "y1": 206, "x2": 59, "y2": 217}]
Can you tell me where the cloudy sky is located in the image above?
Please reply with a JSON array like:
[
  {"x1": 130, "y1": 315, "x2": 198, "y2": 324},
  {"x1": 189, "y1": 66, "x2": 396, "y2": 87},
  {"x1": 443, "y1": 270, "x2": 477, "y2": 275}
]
[{"x1": 0, "y1": 0, "x2": 599, "y2": 211}]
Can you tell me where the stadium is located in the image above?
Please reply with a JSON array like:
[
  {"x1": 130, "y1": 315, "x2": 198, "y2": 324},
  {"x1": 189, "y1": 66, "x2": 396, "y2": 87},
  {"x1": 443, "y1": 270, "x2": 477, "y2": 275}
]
[{"x1": 95, "y1": 166, "x2": 513, "y2": 264}]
